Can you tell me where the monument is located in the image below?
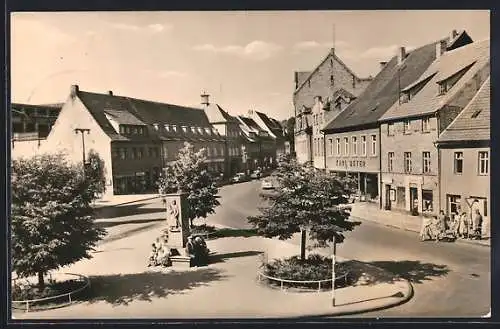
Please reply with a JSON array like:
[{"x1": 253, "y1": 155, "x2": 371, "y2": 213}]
[{"x1": 162, "y1": 192, "x2": 193, "y2": 268}]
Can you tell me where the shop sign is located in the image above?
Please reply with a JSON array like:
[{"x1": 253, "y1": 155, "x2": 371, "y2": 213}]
[{"x1": 336, "y1": 159, "x2": 366, "y2": 168}]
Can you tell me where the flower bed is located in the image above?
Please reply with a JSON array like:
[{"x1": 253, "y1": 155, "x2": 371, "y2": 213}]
[
  {"x1": 12, "y1": 273, "x2": 89, "y2": 312},
  {"x1": 261, "y1": 254, "x2": 350, "y2": 291}
]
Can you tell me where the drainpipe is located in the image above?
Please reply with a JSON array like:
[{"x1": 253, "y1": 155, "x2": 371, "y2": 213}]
[
  {"x1": 378, "y1": 125, "x2": 383, "y2": 209},
  {"x1": 323, "y1": 131, "x2": 327, "y2": 170},
  {"x1": 435, "y1": 113, "x2": 441, "y2": 214}
]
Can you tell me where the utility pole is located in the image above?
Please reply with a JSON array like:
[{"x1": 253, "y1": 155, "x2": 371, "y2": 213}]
[
  {"x1": 332, "y1": 235, "x2": 337, "y2": 306},
  {"x1": 74, "y1": 128, "x2": 90, "y2": 175}
]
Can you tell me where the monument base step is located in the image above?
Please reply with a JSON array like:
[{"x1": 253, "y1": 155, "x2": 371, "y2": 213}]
[{"x1": 170, "y1": 255, "x2": 193, "y2": 269}]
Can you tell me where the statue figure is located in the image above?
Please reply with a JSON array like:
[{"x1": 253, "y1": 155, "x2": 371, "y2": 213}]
[{"x1": 166, "y1": 199, "x2": 181, "y2": 231}]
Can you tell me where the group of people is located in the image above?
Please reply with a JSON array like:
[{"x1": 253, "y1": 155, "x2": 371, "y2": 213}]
[
  {"x1": 420, "y1": 208, "x2": 483, "y2": 242},
  {"x1": 186, "y1": 235, "x2": 210, "y2": 266}
]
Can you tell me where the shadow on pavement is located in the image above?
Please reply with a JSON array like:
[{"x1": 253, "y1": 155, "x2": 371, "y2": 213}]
[
  {"x1": 78, "y1": 268, "x2": 228, "y2": 306},
  {"x1": 94, "y1": 202, "x2": 164, "y2": 220},
  {"x1": 95, "y1": 217, "x2": 165, "y2": 229},
  {"x1": 210, "y1": 250, "x2": 263, "y2": 264},
  {"x1": 345, "y1": 260, "x2": 450, "y2": 285}
]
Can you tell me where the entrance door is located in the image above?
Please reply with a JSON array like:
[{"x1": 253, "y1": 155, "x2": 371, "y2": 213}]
[
  {"x1": 385, "y1": 185, "x2": 392, "y2": 210},
  {"x1": 410, "y1": 187, "x2": 418, "y2": 214}
]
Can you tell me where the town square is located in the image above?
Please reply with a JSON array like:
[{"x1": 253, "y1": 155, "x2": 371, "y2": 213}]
[{"x1": 8, "y1": 10, "x2": 490, "y2": 320}]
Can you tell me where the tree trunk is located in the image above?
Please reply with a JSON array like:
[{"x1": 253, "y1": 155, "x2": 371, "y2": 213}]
[
  {"x1": 37, "y1": 271, "x2": 45, "y2": 290},
  {"x1": 300, "y1": 229, "x2": 306, "y2": 260}
]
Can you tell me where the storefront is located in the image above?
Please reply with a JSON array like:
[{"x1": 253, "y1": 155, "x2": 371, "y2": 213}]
[{"x1": 113, "y1": 171, "x2": 153, "y2": 195}]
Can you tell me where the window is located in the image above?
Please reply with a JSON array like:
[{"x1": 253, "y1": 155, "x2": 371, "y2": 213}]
[
  {"x1": 320, "y1": 137, "x2": 324, "y2": 156},
  {"x1": 403, "y1": 120, "x2": 411, "y2": 134},
  {"x1": 387, "y1": 123, "x2": 395, "y2": 136},
  {"x1": 351, "y1": 136, "x2": 357, "y2": 155},
  {"x1": 478, "y1": 151, "x2": 489, "y2": 175},
  {"x1": 404, "y1": 152, "x2": 412, "y2": 173},
  {"x1": 447, "y1": 195, "x2": 461, "y2": 215},
  {"x1": 343, "y1": 137, "x2": 349, "y2": 156},
  {"x1": 119, "y1": 148, "x2": 126, "y2": 160},
  {"x1": 112, "y1": 148, "x2": 118, "y2": 159},
  {"x1": 422, "y1": 117, "x2": 430, "y2": 132},
  {"x1": 361, "y1": 136, "x2": 367, "y2": 156},
  {"x1": 182, "y1": 126, "x2": 187, "y2": 133},
  {"x1": 336, "y1": 138, "x2": 341, "y2": 155},
  {"x1": 388, "y1": 152, "x2": 394, "y2": 172},
  {"x1": 132, "y1": 127, "x2": 138, "y2": 135},
  {"x1": 439, "y1": 83, "x2": 447, "y2": 95},
  {"x1": 119, "y1": 126, "x2": 125, "y2": 134},
  {"x1": 454, "y1": 152, "x2": 463, "y2": 174},
  {"x1": 400, "y1": 92, "x2": 410, "y2": 104},
  {"x1": 422, "y1": 190, "x2": 434, "y2": 213},
  {"x1": 328, "y1": 138, "x2": 333, "y2": 156},
  {"x1": 370, "y1": 135, "x2": 377, "y2": 156},
  {"x1": 172, "y1": 125, "x2": 178, "y2": 132},
  {"x1": 220, "y1": 147, "x2": 225, "y2": 156},
  {"x1": 330, "y1": 75, "x2": 334, "y2": 86},
  {"x1": 137, "y1": 147, "x2": 144, "y2": 160},
  {"x1": 471, "y1": 110, "x2": 482, "y2": 118},
  {"x1": 153, "y1": 124, "x2": 159, "y2": 131},
  {"x1": 131, "y1": 147, "x2": 137, "y2": 159},
  {"x1": 422, "y1": 152, "x2": 431, "y2": 173}
]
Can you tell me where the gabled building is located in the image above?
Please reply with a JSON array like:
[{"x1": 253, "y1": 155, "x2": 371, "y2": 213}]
[
  {"x1": 29, "y1": 85, "x2": 225, "y2": 196},
  {"x1": 322, "y1": 31, "x2": 468, "y2": 203},
  {"x1": 293, "y1": 48, "x2": 373, "y2": 166},
  {"x1": 436, "y1": 77, "x2": 490, "y2": 238},
  {"x1": 236, "y1": 115, "x2": 276, "y2": 172},
  {"x1": 201, "y1": 93, "x2": 245, "y2": 176},
  {"x1": 248, "y1": 109, "x2": 286, "y2": 165},
  {"x1": 378, "y1": 36, "x2": 489, "y2": 216}
]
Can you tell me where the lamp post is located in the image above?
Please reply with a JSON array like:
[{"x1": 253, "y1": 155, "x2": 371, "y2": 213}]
[
  {"x1": 74, "y1": 128, "x2": 90, "y2": 175},
  {"x1": 332, "y1": 235, "x2": 337, "y2": 306}
]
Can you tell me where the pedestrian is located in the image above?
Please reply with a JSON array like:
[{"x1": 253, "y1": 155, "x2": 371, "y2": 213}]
[
  {"x1": 472, "y1": 209, "x2": 483, "y2": 240},
  {"x1": 186, "y1": 236, "x2": 196, "y2": 265},
  {"x1": 459, "y1": 211, "x2": 469, "y2": 238},
  {"x1": 420, "y1": 216, "x2": 434, "y2": 241}
]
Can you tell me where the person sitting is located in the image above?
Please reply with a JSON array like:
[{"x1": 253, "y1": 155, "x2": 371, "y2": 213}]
[
  {"x1": 185, "y1": 236, "x2": 196, "y2": 265},
  {"x1": 193, "y1": 236, "x2": 210, "y2": 265}
]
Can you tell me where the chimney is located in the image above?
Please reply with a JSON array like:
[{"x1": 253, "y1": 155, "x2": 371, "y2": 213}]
[
  {"x1": 452, "y1": 29, "x2": 458, "y2": 39},
  {"x1": 70, "y1": 84, "x2": 79, "y2": 97},
  {"x1": 248, "y1": 109, "x2": 254, "y2": 116},
  {"x1": 200, "y1": 92, "x2": 210, "y2": 106},
  {"x1": 398, "y1": 47, "x2": 406, "y2": 64},
  {"x1": 436, "y1": 39, "x2": 448, "y2": 59},
  {"x1": 379, "y1": 61, "x2": 388, "y2": 70},
  {"x1": 107, "y1": 90, "x2": 113, "y2": 96}
]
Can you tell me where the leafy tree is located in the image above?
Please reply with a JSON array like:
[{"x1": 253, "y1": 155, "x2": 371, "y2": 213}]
[
  {"x1": 85, "y1": 149, "x2": 107, "y2": 197},
  {"x1": 157, "y1": 142, "x2": 220, "y2": 227},
  {"x1": 11, "y1": 153, "x2": 106, "y2": 289},
  {"x1": 248, "y1": 156, "x2": 360, "y2": 260}
]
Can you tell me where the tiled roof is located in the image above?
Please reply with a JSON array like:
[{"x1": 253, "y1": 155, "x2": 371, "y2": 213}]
[
  {"x1": 255, "y1": 111, "x2": 285, "y2": 138},
  {"x1": 438, "y1": 77, "x2": 490, "y2": 142},
  {"x1": 237, "y1": 116, "x2": 274, "y2": 142},
  {"x1": 323, "y1": 39, "x2": 439, "y2": 132},
  {"x1": 380, "y1": 39, "x2": 489, "y2": 122},
  {"x1": 77, "y1": 90, "x2": 222, "y2": 142},
  {"x1": 204, "y1": 103, "x2": 238, "y2": 123},
  {"x1": 332, "y1": 88, "x2": 356, "y2": 102}
]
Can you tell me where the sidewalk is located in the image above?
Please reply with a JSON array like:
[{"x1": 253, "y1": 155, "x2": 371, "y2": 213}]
[
  {"x1": 349, "y1": 202, "x2": 490, "y2": 247},
  {"x1": 13, "y1": 228, "x2": 411, "y2": 319}
]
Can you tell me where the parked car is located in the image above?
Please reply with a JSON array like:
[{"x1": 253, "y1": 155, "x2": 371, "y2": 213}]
[
  {"x1": 250, "y1": 170, "x2": 262, "y2": 179},
  {"x1": 261, "y1": 178, "x2": 274, "y2": 189},
  {"x1": 230, "y1": 172, "x2": 248, "y2": 183}
]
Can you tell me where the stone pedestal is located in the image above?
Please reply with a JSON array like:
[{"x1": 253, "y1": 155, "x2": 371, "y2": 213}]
[{"x1": 162, "y1": 192, "x2": 192, "y2": 268}]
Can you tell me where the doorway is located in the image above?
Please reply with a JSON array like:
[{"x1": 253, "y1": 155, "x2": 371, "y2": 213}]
[
  {"x1": 410, "y1": 187, "x2": 418, "y2": 215},
  {"x1": 384, "y1": 185, "x2": 392, "y2": 210}
]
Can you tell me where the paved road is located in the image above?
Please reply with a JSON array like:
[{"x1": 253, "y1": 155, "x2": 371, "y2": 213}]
[{"x1": 96, "y1": 179, "x2": 490, "y2": 318}]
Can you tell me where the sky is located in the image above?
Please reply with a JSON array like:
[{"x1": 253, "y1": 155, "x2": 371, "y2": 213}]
[{"x1": 11, "y1": 10, "x2": 489, "y2": 120}]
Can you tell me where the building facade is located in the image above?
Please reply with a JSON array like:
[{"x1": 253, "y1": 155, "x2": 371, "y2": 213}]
[
  {"x1": 236, "y1": 115, "x2": 276, "y2": 172},
  {"x1": 379, "y1": 36, "x2": 489, "y2": 217},
  {"x1": 202, "y1": 93, "x2": 245, "y2": 177},
  {"x1": 437, "y1": 77, "x2": 490, "y2": 237},
  {"x1": 20, "y1": 85, "x2": 226, "y2": 196},
  {"x1": 293, "y1": 48, "x2": 372, "y2": 165},
  {"x1": 323, "y1": 36, "x2": 444, "y2": 202}
]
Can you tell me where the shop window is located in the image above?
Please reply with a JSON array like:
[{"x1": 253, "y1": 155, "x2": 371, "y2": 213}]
[
  {"x1": 396, "y1": 187, "x2": 405, "y2": 208},
  {"x1": 422, "y1": 190, "x2": 433, "y2": 213},
  {"x1": 454, "y1": 152, "x2": 463, "y2": 174}
]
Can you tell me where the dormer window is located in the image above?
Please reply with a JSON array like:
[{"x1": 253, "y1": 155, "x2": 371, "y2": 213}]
[
  {"x1": 438, "y1": 83, "x2": 448, "y2": 95},
  {"x1": 400, "y1": 92, "x2": 410, "y2": 104},
  {"x1": 119, "y1": 126, "x2": 125, "y2": 134},
  {"x1": 172, "y1": 125, "x2": 177, "y2": 132},
  {"x1": 164, "y1": 124, "x2": 170, "y2": 132},
  {"x1": 191, "y1": 127, "x2": 197, "y2": 134},
  {"x1": 153, "y1": 123, "x2": 159, "y2": 131},
  {"x1": 205, "y1": 127, "x2": 211, "y2": 135},
  {"x1": 182, "y1": 126, "x2": 187, "y2": 133},
  {"x1": 198, "y1": 127, "x2": 204, "y2": 134},
  {"x1": 212, "y1": 128, "x2": 218, "y2": 135}
]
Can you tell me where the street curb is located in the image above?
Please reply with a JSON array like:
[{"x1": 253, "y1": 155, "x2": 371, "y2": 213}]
[
  {"x1": 283, "y1": 278, "x2": 414, "y2": 319},
  {"x1": 350, "y1": 215, "x2": 490, "y2": 248},
  {"x1": 93, "y1": 195, "x2": 162, "y2": 210}
]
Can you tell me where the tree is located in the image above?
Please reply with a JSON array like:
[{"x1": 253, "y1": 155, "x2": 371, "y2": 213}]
[
  {"x1": 11, "y1": 153, "x2": 106, "y2": 289},
  {"x1": 157, "y1": 142, "x2": 220, "y2": 227},
  {"x1": 248, "y1": 156, "x2": 360, "y2": 260},
  {"x1": 85, "y1": 149, "x2": 107, "y2": 197}
]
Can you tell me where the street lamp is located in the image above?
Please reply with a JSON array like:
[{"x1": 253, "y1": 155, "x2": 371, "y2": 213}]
[
  {"x1": 74, "y1": 128, "x2": 90, "y2": 174},
  {"x1": 332, "y1": 235, "x2": 337, "y2": 306}
]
